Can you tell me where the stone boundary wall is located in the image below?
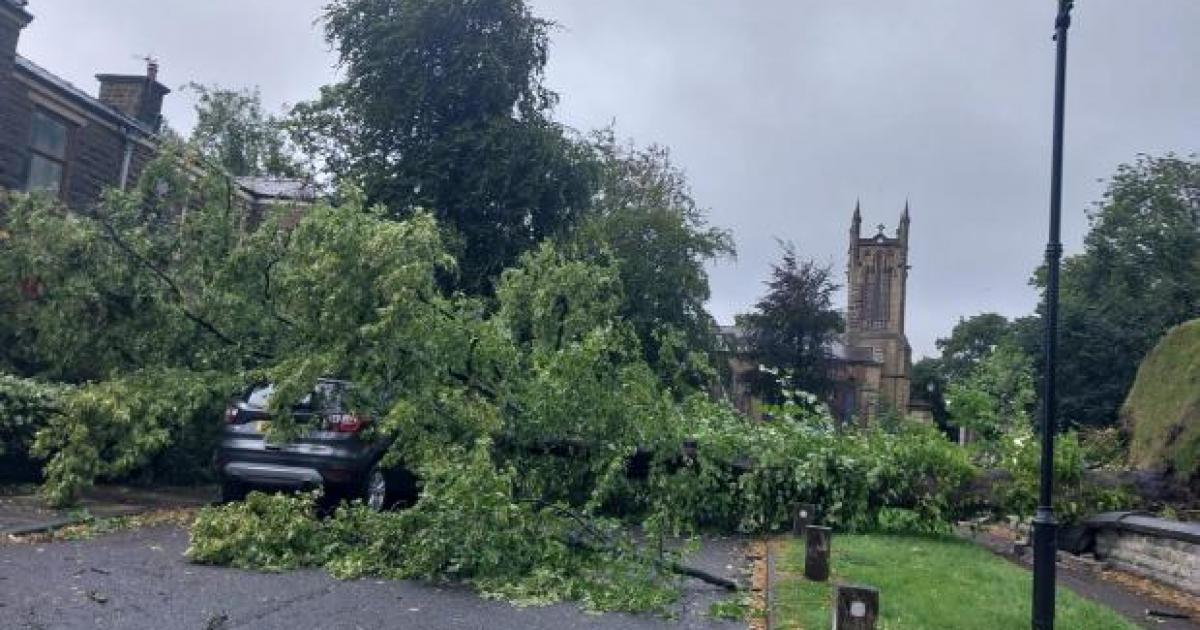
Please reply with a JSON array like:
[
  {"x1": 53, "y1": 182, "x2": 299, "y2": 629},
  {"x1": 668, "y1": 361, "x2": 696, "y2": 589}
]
[{"x1": 1089, "y1": 512, "x2": 1200, "y2": 596}]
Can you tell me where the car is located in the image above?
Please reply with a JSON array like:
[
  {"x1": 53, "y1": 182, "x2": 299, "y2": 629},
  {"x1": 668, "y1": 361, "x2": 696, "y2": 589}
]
[{"x1": 214, "y1": 378, "x2": 417, "y2": 510}]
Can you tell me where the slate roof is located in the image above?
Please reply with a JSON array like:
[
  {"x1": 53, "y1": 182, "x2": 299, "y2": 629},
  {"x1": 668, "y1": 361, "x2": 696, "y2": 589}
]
[
  {"x1": 14, "y1": 55, "x2": 157, "y2": 136},
  {"x1": 234, "y1": 177, "x2": 318, "y2": 202},
  {"x1": 716, "y1": 324, "x2": 744, "y2": 338}
]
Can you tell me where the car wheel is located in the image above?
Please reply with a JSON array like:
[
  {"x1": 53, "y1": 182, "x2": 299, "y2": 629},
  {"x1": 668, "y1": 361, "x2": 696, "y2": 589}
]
[
  {"x1": 364, "y1": 465, "x2": 390, "y2": 512},
  {"x1": 220, "y1": 480, "x2": 247, "y2": 504}
]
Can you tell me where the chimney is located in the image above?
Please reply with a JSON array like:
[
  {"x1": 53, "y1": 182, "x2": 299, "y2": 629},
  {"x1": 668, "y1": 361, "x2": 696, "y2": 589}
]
[
  {"x1": 0, "y1": 1, "x2": 32, "y2": 192},
  {"x1": 96, "y1": 57, "x2": 170, "y2": 131},
  {"x1": 0, "y1": 0, "x2": 32, "y2": 61}
]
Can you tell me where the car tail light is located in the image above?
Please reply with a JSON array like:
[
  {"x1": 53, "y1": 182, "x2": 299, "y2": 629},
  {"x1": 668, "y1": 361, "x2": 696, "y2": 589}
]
[
  {"x1": 224, "y1": 404, "x2": 239, "y2": 424},
  {"x1": 326, "y1": 414, "x2": 368, "y2": 433}
]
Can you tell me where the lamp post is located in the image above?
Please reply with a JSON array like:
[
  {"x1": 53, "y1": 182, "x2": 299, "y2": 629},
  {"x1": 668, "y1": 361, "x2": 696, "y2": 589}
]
[{"x1": 1033, "y1": 1, "x2": 1074, "y2": 628}]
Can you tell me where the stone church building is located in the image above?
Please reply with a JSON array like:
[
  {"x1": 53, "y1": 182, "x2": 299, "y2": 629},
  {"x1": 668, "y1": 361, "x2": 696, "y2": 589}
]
[
  {"x1": 830, "y1": 202, "x2": 918, "y2": 422},
  {"x1": 719, "y1": 202, "x2": 927, "y2": 425}
]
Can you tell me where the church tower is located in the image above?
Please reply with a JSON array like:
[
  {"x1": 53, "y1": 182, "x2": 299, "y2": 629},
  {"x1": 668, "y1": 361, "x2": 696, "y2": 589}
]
[{"x1": 844, "y1": 202, "x2": 913, "y2": 418}]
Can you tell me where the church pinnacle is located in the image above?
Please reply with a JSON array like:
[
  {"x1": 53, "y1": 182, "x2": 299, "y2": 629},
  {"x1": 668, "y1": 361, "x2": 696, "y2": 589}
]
[{"x1": 850, "y1": 200, "x2": 863, "y2": 252}]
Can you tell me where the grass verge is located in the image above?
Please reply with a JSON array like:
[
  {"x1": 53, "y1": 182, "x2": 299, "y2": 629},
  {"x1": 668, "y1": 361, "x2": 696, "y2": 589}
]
[{"x1": 773, "y1": 534, "x2": 1136, "y2": 630}]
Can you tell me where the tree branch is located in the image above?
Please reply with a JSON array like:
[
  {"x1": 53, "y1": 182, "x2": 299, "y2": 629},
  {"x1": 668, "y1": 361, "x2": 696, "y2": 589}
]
[
  {"x1": 516, "y1": 498, "x2": 741, "y2": 592},
  {"x1": 89, "y1": 210, "x2": 270, "y2": 358},
  {"x1": 553, "y1": 295, "x2": 569, "y2": 351},
  {"x1": 261, "y1": 255, "x2": 297, "y2": 329}
]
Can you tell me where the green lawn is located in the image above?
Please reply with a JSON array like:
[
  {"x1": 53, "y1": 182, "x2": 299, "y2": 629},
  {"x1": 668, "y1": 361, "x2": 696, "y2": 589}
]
[{"x1": 773, "y1": 534, "x2": 1136, "y2": 630}]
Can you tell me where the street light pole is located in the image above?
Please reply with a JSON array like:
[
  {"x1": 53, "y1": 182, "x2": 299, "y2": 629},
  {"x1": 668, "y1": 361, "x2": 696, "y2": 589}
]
[{"x1": 1033, "y1": 1, "x2": 1074, "y2": 628}]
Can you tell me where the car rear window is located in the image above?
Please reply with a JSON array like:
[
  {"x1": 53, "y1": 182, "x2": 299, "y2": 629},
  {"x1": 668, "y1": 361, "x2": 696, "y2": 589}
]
[
  {"x1": 246, "y1": 384, "x2": 275, "y2": 408},
  {"x1": 311, "y1": 381, "x2": 346, "y2": 411},
  {"x1": 244, "y1": 381, "x2": 348, "y2": 410}
]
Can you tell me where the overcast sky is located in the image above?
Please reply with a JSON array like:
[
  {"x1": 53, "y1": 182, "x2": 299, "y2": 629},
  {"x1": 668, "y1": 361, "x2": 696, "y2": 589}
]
[{"x1": 15, "y1": 1, "x2": 1200, "y2": 357}]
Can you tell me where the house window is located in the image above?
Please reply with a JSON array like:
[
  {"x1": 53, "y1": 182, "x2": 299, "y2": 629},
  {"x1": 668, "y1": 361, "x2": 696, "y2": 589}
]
[{"x1": 27, "y1": 110, "x2": 70, "y2": 196}]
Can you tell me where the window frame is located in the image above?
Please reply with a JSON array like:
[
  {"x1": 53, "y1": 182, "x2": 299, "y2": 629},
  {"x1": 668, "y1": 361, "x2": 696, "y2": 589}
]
[{"x1": 26, "y1": 107, "x2": 74, "y2": 198}]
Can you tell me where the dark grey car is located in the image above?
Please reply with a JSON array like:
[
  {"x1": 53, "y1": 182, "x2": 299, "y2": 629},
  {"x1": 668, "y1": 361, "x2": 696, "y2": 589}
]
[{"x1": 214, "y1": 379, "x2": 416, "y2": 510}]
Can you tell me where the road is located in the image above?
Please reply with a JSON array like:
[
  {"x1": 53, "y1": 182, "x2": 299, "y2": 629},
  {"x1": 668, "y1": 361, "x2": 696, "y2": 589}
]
[{"x1": 0, "y1": 525, "x2": 748, "y2": 630}]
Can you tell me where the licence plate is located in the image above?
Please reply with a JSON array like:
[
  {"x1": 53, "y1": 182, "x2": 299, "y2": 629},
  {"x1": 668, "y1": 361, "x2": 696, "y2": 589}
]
[{"x1": 255, "y1": 420, "x2": 270, "y2": 433}]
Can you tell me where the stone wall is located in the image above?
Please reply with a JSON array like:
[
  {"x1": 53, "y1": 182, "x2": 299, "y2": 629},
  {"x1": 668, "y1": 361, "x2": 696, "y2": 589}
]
[
  {"x1": 0, "y1": 71, "x2": 30, "y2": 192},
  {"x1": 1090, "y1": 513, "x2": 1200, "y2": 596},
  {"x1": 63, "y1": 115, "x2": 155, "y2": 209}
]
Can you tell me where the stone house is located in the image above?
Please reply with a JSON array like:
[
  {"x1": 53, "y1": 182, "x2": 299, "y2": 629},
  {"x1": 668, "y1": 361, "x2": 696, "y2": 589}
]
[{"x1": 0, "y1": 0, "x2": 312, "y2": 213}]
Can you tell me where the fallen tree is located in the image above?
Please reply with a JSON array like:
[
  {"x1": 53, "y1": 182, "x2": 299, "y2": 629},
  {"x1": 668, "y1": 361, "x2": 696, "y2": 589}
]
[{"x1": 5, "y1": 164, "x2": 980, "y2": 613}]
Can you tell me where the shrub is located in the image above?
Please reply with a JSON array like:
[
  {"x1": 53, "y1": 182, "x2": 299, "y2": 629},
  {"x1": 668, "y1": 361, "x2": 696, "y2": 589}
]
[
  {"x1": 1122, "y1": 319, "x2": 1200, "y2": 480},
  {"x1": 0, "y1": 374, "x2": 70, "y2": 482},
  {"x1": 0, "y1": 374, "x2": 67, "y2": 456},
  {"x1": 1077, "y1": 426, "x2": 1126, "y2": 470},
  {"x1": 990, "y1": 427, "x2": 1133, "y2": 525}
]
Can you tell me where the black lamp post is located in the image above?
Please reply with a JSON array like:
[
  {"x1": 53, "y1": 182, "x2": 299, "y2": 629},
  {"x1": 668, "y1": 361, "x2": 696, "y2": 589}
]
[{"x1": 1033, "y1": 1, "x2": 1075, "y2": 628}]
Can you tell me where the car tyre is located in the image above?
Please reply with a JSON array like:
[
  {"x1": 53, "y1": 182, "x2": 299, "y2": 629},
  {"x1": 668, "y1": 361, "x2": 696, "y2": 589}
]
[{"x1": 220, "y1": 479, "x2": 248, "y2": 504}]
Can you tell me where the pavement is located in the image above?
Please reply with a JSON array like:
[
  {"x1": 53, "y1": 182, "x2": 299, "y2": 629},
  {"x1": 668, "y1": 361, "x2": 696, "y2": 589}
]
[
  {"x1": 959, "y1": 528, "x2": 1197, "y2": 629},
  {"x1": 0, "y1": 485, "x2": 217, "y2": 536},
  {"x1": 0, "y1": 525, "x2": 749, "y2": 630}
]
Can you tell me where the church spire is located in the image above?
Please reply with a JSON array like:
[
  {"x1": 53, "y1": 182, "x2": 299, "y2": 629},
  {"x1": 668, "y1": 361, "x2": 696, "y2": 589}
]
[{"x1": 899, "y1": 200, "x2": 910, "y2": 245}]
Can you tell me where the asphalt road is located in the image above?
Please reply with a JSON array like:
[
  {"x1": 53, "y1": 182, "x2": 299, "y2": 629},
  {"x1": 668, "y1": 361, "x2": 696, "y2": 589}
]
[{"x1": 0, "y1": 526, "x2": 748, "y2": 630}]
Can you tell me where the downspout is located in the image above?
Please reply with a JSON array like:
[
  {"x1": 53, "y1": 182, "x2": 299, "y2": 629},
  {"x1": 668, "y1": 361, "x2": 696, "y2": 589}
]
[{"x1": 120, "y1": 57, "x2": 158, "y2": 190}]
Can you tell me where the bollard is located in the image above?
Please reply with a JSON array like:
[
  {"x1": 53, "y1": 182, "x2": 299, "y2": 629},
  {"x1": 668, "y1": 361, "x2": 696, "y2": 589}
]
[
  {"x1": 804, "y1": 525, "x2": 831, "y2": 582},
  {"x1": 832, "y1": 583, "x2": 879, "y2": 629},
  {"x1": 792, "y1": 503, "x2": 815, "y2": 537}
]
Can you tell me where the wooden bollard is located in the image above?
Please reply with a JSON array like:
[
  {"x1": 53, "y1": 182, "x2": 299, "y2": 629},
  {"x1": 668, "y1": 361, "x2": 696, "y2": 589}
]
[
  {"x1": 792, "y1": 503, "x2": 815, "y2": 537},
  {"x1": 804, "y1": 525, "x2": 831, "y2": 582},
  {"x1": 832, "y1": 583, "x2": 879, "y2": 629}
]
